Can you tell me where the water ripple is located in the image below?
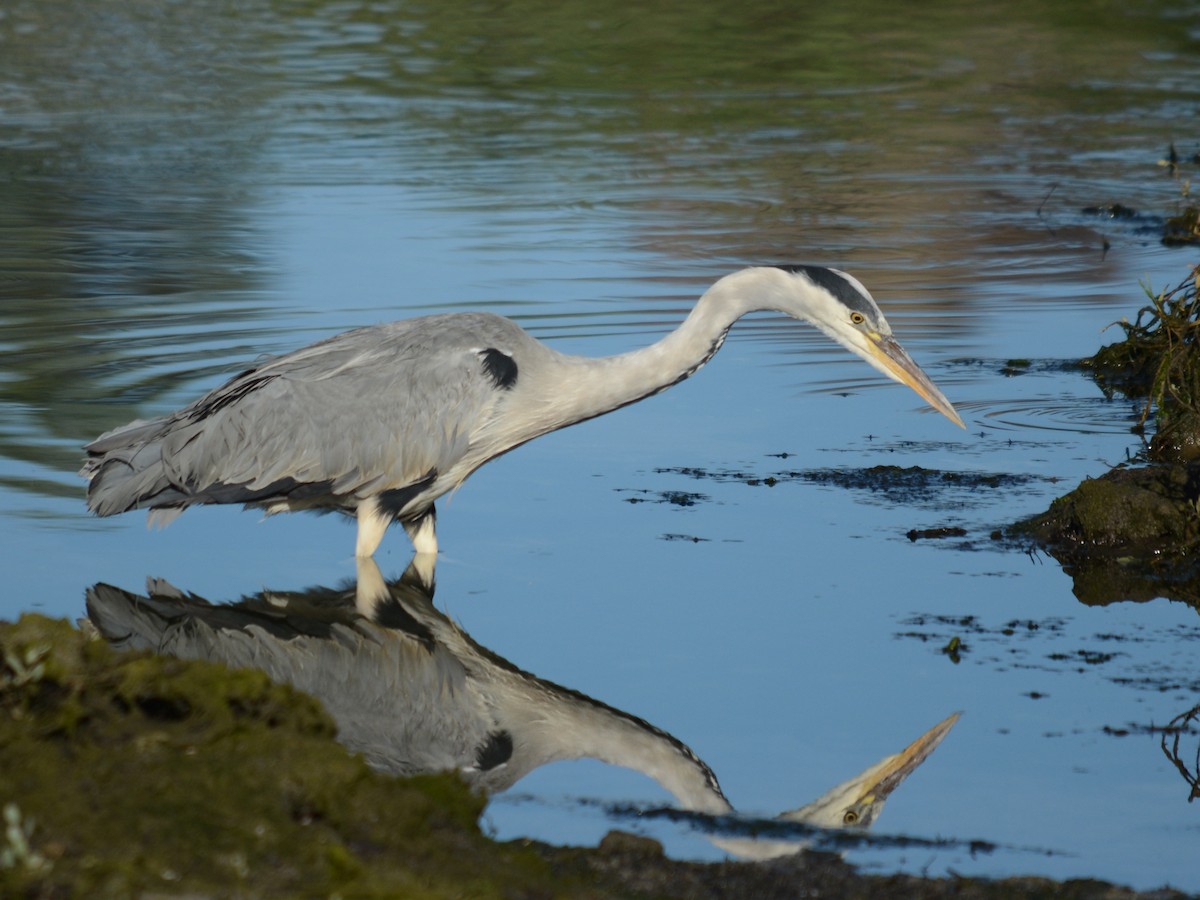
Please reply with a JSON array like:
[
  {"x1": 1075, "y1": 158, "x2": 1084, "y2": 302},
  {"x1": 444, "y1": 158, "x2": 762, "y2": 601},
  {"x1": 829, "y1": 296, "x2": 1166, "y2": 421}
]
[{"x1": 961, "y1": 396, "x2": 1141, "y2": 436}]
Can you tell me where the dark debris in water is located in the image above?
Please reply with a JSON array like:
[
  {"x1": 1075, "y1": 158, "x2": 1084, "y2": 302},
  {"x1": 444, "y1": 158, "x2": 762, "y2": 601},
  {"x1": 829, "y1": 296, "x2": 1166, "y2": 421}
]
[
  {"x1": 898, "y1": 612, "x2": 1200, "y2": 804},
  {"x1": 1077, "y1": 144, "x2": 1199, "y2": 246},
  {"x1": 655, "y1": 463, "x2": 1045, "y2": 510},
  {"x1": 1082, "y1": 202, "x2": 1143, "y2": 221},
  {"x1": 1161, "y1": 704, "x2": 1200, "y2": 803},
  {"x1": 795, "y1": 466, "x2": 1034, "y2": 497},
  {"x1": 941, "y1": 635, "x2": 965, "y2": 664},
  {"x1": 619, "y1": 488, "x2": 710, "y2": 507},
  {"x1": 949, "y1": 357, "x2": 1090, "y2": 379},
  {"x1": 594, "y1": 799, "x2": 1010, "y2": 858},
  {"x1": 907, "y1": 526, "x2": 968, "y2": 541},
  {"x1": 896, "y1": 613, "x2": 1200, "y2": 697}
]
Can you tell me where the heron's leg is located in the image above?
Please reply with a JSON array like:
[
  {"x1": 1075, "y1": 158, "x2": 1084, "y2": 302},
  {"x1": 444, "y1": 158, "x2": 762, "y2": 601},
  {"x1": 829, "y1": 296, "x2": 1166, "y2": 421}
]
[
  {"x1": 353, "y1": 556, "x2": 389, "y2": 618},
  {"x1": 355, "y1": 499, "x2": 393, "y2": 558},
  {"x1": 407, "y1": 552, "x2": 436, "y2": 594},
  {"x1": 402, "y1": 506, "x2": 438, "y2": 556}
]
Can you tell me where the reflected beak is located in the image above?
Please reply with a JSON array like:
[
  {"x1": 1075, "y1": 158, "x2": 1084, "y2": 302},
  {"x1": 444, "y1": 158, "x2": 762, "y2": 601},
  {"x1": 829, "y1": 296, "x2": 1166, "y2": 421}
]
[
  {"x1": 848, "y1": 712, "x2": 961, "y2": 808},
  {"x1": 778, "y1": 711, "x2": 961, "y2": 828},
  {"x1": 866, "y1": 334, "x2": 965, "y2": 428}
]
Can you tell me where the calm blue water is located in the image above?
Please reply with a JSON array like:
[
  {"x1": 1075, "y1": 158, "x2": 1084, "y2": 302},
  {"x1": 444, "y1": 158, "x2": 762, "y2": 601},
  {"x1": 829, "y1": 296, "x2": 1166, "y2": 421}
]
[{"x1": 3, "y1": 0, "x2": 1200, "y2": 890}]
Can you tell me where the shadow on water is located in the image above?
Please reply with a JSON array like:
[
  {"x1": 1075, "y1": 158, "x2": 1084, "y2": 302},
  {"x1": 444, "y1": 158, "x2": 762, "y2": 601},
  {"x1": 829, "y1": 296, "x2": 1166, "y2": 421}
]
[{"x1": 82, "y1": 556, "x2": 993, "y2": 862}]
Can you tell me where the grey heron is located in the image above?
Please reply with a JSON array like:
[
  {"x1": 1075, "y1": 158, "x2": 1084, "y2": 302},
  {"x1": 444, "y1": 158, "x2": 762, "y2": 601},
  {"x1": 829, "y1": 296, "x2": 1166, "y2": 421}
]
[
  {"x1": 83, "y1": 557, "x2": 959, "y2": 855},
  {"x1": 82, "y1": 266, "x2": 963, "y2": 557}
]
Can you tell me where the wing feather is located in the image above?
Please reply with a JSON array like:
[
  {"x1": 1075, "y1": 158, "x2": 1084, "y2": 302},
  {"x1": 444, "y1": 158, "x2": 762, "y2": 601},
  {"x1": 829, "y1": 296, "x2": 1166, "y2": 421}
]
[
  {"x1": 84, "y1": 314, "x2": 525, "y2": 516},
  {"x1": 178, "y1": 321, "x2": 506, "y2": 500}
]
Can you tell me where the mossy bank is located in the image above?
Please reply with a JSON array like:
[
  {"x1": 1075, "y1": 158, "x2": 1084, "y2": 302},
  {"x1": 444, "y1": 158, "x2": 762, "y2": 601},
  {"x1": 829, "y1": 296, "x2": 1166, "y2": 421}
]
[
  {"x1": 0, "y1": 616, "x2": 1186, "y2": 898},
  {"x1": 1017, "y1": 268, "x2": 1200, "y2": 607}
]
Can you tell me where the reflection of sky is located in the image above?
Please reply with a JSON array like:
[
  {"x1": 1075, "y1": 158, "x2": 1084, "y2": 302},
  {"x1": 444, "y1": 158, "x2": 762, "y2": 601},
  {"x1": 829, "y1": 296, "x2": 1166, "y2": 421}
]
[
  {"x1": 2, "y1": 0, "x2": 1200, "y2": 890},
  {"x1": 3, "y1": 171, "x2": 1196, "y2": 890}
]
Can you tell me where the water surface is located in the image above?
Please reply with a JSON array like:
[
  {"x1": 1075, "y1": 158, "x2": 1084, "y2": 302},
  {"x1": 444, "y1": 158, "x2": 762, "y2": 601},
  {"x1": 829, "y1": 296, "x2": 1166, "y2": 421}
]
[{"x1": 2, "y1": 0, "x2": 1199, "y2": 890}]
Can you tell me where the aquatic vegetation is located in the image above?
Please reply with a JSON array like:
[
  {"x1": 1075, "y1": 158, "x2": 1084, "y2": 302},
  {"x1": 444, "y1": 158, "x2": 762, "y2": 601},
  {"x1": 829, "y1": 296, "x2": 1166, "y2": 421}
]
[
  {"x1": 1, "y1": 642, "x2": 49, "y2": 689},
  {"x1": 1161, "y1": 705, "x2": 1200, "y2": 803},
  {"x1": 1159, "y1": 143, "x2": 1200, "y2": 247},
  {"x1": 1, "y1": 804, "x2": 50, "y2": 876},
  {"x1": 1089, "y1": 265, "x2": 1200, "y2": 459},
  {"x1": 1022, "y1": 266, "x2": 1200, "y2": 607},
  {"x1": 1164, "y1": 207, "x2": 1200, "y2": 246}
]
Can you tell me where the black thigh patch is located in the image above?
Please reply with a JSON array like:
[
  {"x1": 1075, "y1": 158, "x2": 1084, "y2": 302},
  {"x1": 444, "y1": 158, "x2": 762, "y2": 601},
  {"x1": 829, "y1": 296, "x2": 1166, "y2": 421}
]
[
  {"x1": 474, "y1": 730, "x2": 514, "y2": 771},
  {"x1": 378, "y1": 469, "x2": 438, "y2": 518},
  {"x1": 479, "y1": 348, "x2": 518, "y2": 390}
]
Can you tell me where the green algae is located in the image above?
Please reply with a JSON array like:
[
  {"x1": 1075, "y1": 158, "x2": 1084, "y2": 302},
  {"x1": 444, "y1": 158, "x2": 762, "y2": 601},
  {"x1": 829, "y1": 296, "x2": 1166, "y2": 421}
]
[
  {"x1": 1021, "y1": 466, "x2": 1200, "y2": 553},
  {"x1": 0, "y1": 615, "x2": 558, "y2": 898}
]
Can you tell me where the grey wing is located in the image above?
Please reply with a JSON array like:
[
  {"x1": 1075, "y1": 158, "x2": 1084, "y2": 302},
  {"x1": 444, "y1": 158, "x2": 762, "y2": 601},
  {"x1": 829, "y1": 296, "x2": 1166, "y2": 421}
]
[
  {"x1": 175, "y1": 326, "x2": 506, "y2": 503},
  {"x1": 86, "y1": 317, "x2": 517, "y2": 516}
]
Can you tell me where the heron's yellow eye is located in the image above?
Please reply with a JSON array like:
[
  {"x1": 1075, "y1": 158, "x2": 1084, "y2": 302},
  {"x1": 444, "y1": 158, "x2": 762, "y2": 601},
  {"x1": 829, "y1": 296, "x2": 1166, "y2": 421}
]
[
  {"x1": 850, "y1": 311, "x2": 866, "y2": 326},
  {"x1": 843, "y1": 810, "x2": 859, "y2": 825}
]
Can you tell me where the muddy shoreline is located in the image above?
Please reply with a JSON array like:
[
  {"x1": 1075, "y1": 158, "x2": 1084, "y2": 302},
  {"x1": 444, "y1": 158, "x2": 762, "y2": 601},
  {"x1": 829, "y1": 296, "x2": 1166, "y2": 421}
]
[
  {"x1": 1, "y1": 614, "x2": 1190, "y2": 898},
  {"x1": 1016, "y1": 266, "x2": 1200, "y2": 608}
]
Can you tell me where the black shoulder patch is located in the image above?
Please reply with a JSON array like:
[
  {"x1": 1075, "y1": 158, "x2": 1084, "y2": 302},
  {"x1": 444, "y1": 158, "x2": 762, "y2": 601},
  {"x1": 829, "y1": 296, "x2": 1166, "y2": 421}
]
[
  {"x1": 775, "y1": 265, "x2": 874, "y2": 315},
  {"x1": 475, "y1": 730, "x2": 514, "y2": 771},
  {"x1": 479, "y1": 348, "x2": 518, "y2": 390}
]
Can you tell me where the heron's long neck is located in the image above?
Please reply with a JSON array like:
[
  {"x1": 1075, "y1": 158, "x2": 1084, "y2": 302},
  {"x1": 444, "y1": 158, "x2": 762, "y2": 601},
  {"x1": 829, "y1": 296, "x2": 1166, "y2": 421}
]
[
  {"x1": 512, "y1": 685, "x2": 734, "y2": 815},
  {"x1": 541, "y1": 277, "x2": 762, "y2": 428}
]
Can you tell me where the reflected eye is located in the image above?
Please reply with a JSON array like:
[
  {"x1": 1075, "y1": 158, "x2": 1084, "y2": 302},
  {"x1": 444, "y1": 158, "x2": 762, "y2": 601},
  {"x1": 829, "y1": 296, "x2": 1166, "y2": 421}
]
[
  {"x1": 843, "y1": 809, "x2": 859, "y2": 825},
  {"x1": 850, "y1": 311, "x2": 866, "y2": 326}
]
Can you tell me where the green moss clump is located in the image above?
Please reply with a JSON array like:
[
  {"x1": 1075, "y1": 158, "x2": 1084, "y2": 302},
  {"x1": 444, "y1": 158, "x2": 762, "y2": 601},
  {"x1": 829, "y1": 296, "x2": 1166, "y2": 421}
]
[
  {"x1": 1014, "y1": 465, "x2": 1200, "y2": 607},
  {"x1": 1026, "y1": 266, "x2": 1200, "y2": 606},
  {"x1": 0, "y1": 615, "x2": 560, "y2": 898},
  {"x1": 1163, "y1": 205, "x2": 1200, "y2": 246},
  {"x1": 1018, "y1": 466, "x2": 1200, "y2": 554}
]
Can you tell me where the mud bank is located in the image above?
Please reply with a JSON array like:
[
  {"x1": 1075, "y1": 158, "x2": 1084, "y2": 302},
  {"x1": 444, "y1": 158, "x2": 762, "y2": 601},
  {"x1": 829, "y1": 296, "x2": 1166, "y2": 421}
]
[
  {"x1": 1, "y1": 615, "x2": 1188, "y2": 899},
  {"x1": 1017, "y1": 268, "x2": 1200, "y2": 607}
]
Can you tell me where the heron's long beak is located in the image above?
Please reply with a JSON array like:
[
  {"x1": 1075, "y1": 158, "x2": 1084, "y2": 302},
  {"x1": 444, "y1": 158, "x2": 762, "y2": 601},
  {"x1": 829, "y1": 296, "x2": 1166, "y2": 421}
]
[
  {"x1": 710, "y1": 712, "x2": 960, "y2": 860},
  {"x1": 779, "y1": 711, "x2": 961, "y2": 827},
  {"x1": 842, "y1": 711, "x2": 961, "y2": 810},
  {"x1": 866, "y1": 334, "x2": 965, "y2": 428}
]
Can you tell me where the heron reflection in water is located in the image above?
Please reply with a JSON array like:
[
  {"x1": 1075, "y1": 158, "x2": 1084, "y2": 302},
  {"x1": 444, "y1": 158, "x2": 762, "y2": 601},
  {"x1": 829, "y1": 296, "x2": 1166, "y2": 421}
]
[
  {"x1": 82, "y1": 267, "x2": 963, "y2": 559},
  {"x1": 85, "y1": 558, "x2": 958, "y2": 858}
]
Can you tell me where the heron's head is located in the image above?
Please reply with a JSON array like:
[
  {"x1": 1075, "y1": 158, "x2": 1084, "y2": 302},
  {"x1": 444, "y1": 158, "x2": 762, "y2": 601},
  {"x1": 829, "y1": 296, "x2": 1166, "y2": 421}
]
[{"x1": 745, "y1": 265, "x2": 964, "y2": 428}]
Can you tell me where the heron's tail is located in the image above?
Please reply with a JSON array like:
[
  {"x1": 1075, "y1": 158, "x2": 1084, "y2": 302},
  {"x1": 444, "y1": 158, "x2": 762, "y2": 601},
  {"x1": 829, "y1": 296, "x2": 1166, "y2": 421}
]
[{"x1": 80, "y1": 418, "x2": 191, "y2": 525}]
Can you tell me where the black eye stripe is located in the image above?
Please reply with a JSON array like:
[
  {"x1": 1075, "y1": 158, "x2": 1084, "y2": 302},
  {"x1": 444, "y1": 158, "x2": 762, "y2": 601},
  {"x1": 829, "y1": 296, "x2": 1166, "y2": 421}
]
[{"x1": 775, "y1": 265, "x2": 876, "y2": 318}]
